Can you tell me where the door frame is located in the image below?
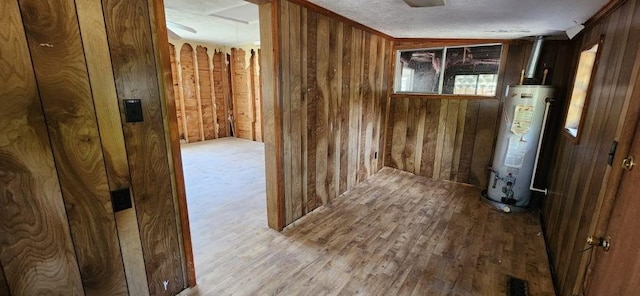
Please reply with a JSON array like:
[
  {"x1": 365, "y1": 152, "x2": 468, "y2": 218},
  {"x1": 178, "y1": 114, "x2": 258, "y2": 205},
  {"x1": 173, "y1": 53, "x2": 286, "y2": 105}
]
[{"x1": 149, "y1": 0, "x2": 283, "y2": 289}]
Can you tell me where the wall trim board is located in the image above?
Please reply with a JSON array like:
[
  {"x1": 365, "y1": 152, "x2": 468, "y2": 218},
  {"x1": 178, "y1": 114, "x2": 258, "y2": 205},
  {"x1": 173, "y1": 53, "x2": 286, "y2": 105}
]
[
  {"x1": 285, "y1": 0, "x2": 393, "y2": 41},
  {"x1": 150, "y1": 0, "x2": 196, "y2": 287},
  {"x1": 260, "y1": 1, "x2": 285, "y2": 230}
]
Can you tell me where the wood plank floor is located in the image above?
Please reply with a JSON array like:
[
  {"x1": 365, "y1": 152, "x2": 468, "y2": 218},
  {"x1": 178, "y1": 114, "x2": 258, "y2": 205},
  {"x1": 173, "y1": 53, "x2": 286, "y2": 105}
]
[{"x1": 180, "y1": 138, "x2": 555, "y2": 296}]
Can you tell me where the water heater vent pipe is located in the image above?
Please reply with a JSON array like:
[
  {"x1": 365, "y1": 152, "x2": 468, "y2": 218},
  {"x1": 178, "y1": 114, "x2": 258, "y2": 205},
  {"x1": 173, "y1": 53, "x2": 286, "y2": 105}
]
[
  {"x1": 525, "y1": 36, "x2": 544, "y2": 79},
  {"x1": 529, "y1": 97, "x2": 552, "y2": 195}
]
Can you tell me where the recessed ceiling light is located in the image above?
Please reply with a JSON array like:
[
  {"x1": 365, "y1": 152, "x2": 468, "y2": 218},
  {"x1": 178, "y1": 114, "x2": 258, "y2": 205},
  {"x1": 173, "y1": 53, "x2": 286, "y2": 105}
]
[{"x1": 403, "y1": 0, "x2": 446, "y2": 7}]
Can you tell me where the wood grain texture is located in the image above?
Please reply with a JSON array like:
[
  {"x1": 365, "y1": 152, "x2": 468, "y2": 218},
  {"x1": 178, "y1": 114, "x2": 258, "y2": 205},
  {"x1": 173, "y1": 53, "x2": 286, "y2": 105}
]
[
  {"x1": 180, "y1": 44, "x2": 200, "y2": 143},
  {"x1": 542, "y1": 1, "x2": 640, "y2": 295},
  {"x1": 169, "y1": 44, "x2": 186, "y2": 140},
  {"x1": 259, "y1": 1, "x2": 285, "y2": 230},
  {"x1": 76, "y1": 0, "x2": 151, "y2": 294},
  {"x1": 18, "y1": 0, "x2": 129, "y2": 294},
  {"x1": 197, "y1": 46, "x2": 216, "y2": 140},
  {"x1": 102, "y1": 0, "x2": 185, "y2": 293},
  {"x1": 231, "y1": 48, "x2": 254, "y2": 140},
  {"x1": 0, "y1": 1, "x2": 83, "y2": 294},
  {"x1": 251, "y1": 50, "x2": 263, "y2": 142},
  {"x1": 213, "y1": 51, "x2": 231, "y2": 138},
  {"x1": 278, "y1": 0, "x2": 392, "y2": 227},
  {"x1": 182, "y1": 161, "x2": 555, "y2": 296}
]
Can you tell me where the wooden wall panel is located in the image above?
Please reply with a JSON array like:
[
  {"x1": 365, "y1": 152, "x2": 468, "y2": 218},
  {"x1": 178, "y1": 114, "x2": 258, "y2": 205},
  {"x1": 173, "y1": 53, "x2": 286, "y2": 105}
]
[
  {"x1": 279, "y1": 0, "x2": 392, "y2": 226},
  {"x1": 542, "y1": 1, "x2": 640, "y2": 295},
  {"x1": 197, "y1": 46, "x2": 216, "y2": 140},
  {"x1": 75, "y1": 0, "x2": 150, "y2": 294},
  {"x1": 180, "y1": 44, "x2": 201, "y2": 143},
  {"x1": 213, "y1": 51, "x2": 231, "y2": 138},
  {"x1": 103, "y1": 0, "x2": 185, "y2": 293},
  {"x1": 169, "y1": 44, "x2": 185, "y2": 140},
  {"x1": 385, "y1": 97, "x2": 498, "y2": 187},
  {"x1": 0, "y1": 1, "x2": 83, "y2": 294},
  {"x1": 251, "y1": 50, "x2": 263, "y2": 142},
  {"x1": 231, "y1": 48, "x2": 254, "y2": 140},
  {"x1": 18, "y1": 0, "x2": 129, "y2": 294}
]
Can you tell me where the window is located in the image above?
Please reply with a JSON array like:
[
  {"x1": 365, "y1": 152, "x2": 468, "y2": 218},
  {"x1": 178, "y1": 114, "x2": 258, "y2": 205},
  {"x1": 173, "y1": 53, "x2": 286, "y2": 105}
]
[
  {"x1": 564, "y1": 38, "x2": 602, "y2": 141},
  {"x1": 394, "y1": 44, "x2": 503, "y2": 96}
]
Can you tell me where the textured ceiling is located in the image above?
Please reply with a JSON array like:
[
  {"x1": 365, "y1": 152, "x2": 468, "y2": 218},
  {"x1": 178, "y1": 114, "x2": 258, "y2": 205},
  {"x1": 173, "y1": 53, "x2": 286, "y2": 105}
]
[
  {"x1": 308, "y1": 0, "x2": 609, "y2": 39},
  {"x1": 164, "y1": 0, "x2": 610, "y2": 45}
]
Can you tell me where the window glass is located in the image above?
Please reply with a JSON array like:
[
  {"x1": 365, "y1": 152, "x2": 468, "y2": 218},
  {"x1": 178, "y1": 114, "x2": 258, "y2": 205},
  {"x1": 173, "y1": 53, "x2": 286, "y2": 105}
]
[
  {"x1": 395, "y1": 44, "x2": 502, "y2": 96},
  {"x1": 564, "y1": 42, "x2": 599, "y2": 139}
]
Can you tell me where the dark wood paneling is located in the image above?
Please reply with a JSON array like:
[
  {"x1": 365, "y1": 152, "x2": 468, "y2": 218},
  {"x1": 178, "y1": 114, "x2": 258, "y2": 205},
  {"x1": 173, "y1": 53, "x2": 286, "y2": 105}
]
[
  {"x1": 279, "y1": 0, "x2": 392, "y2": 226},
  {"x1": 18, "y1": 0, "x2": 128, "y2": 294},
  {"x1": 197, "y1": 46, "x2": 216, "y2": 140},
  {"x1": 542, "y1": 1, "x2": 640, "y2": 295},
  {"x1": 0, "y1": 1, "x2": 83, "y2": 294},
  {"x1": 103, "y1": 0, "x2": 185, "y2": 293}
]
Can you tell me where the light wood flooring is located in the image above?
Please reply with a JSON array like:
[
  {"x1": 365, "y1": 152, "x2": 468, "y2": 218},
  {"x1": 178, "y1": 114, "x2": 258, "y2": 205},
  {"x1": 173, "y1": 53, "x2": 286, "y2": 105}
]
[{"x1": 180, "y1": 138, "x2": 555, "y2": 295}]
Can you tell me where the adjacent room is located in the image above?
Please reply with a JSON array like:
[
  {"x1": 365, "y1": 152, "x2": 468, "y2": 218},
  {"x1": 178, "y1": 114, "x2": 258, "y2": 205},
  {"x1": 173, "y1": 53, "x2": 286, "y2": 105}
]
[{"x1": 2, "y1": 0, "x2": 640, "y2": 296}]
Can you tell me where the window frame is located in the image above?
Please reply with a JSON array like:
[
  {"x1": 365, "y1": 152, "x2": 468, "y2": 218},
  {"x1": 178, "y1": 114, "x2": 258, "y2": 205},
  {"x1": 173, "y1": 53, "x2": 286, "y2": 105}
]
[
  {"x1": 391, "y1": 42, "x2": 508, "y2": 100},
  {"x1": 562, "y1": 35, "x2": 605, "y2": 144}
]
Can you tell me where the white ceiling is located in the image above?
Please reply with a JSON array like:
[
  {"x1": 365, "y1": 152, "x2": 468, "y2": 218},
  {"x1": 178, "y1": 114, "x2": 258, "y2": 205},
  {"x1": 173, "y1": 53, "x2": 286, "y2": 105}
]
[
  {"x1": 163, "y1": 0, "x2": 610, "y2": 45},
  {"x1": 163, "y1": 0, "x2": 260, "y2": 46}
]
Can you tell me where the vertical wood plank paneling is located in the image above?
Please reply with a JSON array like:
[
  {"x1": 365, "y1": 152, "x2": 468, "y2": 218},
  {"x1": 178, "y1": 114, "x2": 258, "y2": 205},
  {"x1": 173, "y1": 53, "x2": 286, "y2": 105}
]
[
  {"x1": 213, "y1": 51, "x2": 230, "y2": 137},
  {"x1": 197, "y1": 46, "x2": 216, "y2": 140},
  {"x1": 289, "y1": 3, "x2": 303, "y2": 221},
  {"x1": 278, "y1": 1, "x2": 391, "y2": 226},
  {"x1": 420, "y1": 100, "x2": 441, "y2": 177},
  {"x1": 0, "y1": 1, "x2": 83, "y2": 293},
  {"x1": 315, "y1": 14, "x2": 330, "y2": 206},
  {"x1": 103, "y1": 0, "x2": 185, "y2": 293},
  {"x1": 180, "y1": 44, "x2": 200, "y2": 143},
  {"x1": 457, "y1": 100, "x2": 480, "y2": 183},
  {"x1": 75, "y1": 0, "x2": 149, "y2": 294},
  {"x1": 306, "y1": 10, "x2": 318, "y2": 212},
  {"x1": 18, "y1": 0, "x2": 128, "y2": 294},
  {"x1": 542, "y1": 2, "x2": 640, "y2": 294}
]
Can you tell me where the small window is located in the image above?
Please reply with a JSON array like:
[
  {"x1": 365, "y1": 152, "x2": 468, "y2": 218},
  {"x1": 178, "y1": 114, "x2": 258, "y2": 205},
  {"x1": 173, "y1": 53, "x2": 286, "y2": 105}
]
[
  {"x1": 564, "y1": 38, "x2": 602, "y2": 142},
  {"x1": 394, "y1": 44, "x2": 503, "y2": 96}
]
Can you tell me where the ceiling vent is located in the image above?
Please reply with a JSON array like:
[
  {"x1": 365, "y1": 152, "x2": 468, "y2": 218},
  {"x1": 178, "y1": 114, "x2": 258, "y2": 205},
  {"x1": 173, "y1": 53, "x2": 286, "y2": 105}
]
[{"x1": 403, "y1": 0, "x2": 446, "y2": 7}]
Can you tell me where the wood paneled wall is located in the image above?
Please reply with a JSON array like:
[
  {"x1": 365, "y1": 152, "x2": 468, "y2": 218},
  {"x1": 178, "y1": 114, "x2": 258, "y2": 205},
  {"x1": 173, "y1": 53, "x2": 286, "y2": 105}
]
[
  {"x1": 1, "y1": 0, "x2": 187, "y2": 294},
  {"x1": 169, "y1": 43, "x2": 262, "y2": 143},
  {"x1": 384, "y1": 41, "x2": 572, "y2": 188},
  {"x1": 277, "y1": 0, "x2": 392, "y2": 226},
  {"x1": 542, "y1": 1, "x2": 640, "y2": 295}
]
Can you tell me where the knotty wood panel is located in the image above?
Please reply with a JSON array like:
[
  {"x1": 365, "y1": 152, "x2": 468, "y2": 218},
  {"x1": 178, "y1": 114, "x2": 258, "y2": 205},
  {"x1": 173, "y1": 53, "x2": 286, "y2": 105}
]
[
  {"x1": 0, "y1": 1, "x2": 83, "y2": 293},
  {"x1": 385, "y1": 97, "x2": 499, "y2": 187},
  {"x1": 231, "y1": 48, "x2": 254, "y2": 140},
  {"x1": 213, "y1": 51, "x2": 231, "y2": 137},
  {"x1": 18, "y1": 0, "x2": 128, "y2": 294},
  {"x1": 169, "y1": 44, "x2": 185, "y2": 140},
  {"x1": 103, "y1": 0, "x2": 185, "y2": 293},
  {"x1": 278, "y1": 0, "x2": 392, "y2": 226},
  {"x1": 542, "y1": 1, "x2": 640, "y2": 295},
  {"x1": 180, "y1": 44, "x2": 201, "y2": 143},
  {"x1": 197, "y1": 46, "x2": 216, "y2": 140}
]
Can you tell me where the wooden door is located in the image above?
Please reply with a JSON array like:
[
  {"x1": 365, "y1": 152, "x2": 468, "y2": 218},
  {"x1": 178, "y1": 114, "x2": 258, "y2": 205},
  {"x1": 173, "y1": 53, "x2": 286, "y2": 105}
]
[{"x1": 587, "y1": 119, "x2": 640, "y2": 295}]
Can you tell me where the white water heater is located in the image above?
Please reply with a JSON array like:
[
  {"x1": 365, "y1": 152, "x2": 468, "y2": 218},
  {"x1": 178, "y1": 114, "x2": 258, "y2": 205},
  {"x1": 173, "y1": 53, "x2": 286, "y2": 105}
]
[{"x1": 486, "y1": 85, "x2": 554, "y2": 208}]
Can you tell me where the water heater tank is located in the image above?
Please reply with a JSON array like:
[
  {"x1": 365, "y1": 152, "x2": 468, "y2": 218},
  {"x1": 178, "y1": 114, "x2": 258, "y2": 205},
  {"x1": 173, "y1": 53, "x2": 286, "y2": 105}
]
[{"x1": 486, "y1": 85, "x2": 554, "y2": 208}]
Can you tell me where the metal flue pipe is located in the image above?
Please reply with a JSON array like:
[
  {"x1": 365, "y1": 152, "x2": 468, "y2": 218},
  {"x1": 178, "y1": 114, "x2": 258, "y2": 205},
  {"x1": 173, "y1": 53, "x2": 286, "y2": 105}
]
[{"x1": 525, "y1": 36, "x2": 544, "y2": 79}]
